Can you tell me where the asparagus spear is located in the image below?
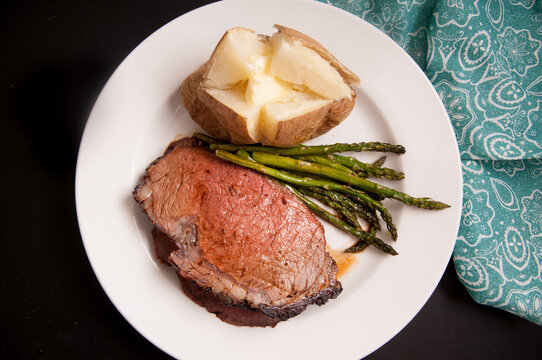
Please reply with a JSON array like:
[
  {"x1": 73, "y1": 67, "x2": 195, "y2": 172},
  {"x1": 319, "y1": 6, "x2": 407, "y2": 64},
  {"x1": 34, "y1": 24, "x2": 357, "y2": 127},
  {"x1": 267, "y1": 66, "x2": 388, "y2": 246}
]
[
  {"x1": 193, "y1": 132, "x2": 222, "y2": 144},
  {"x1": 309, "y1": 187, "x2": 381, "y2": 231},
  {"x1": 338, "y1": 194, "x2": 380, "y2": 230},
  {"x1": 345, "y1": 187, "x2": 397, "y2": 240},
  {"x1": 372, "y1": 155, "x2": 387, "y2": 167},
  {"x1": 210, "y1": 141, "x2": 406, "y2": 155},
  {"x1": 346, "y1": 226, "x2": 376, "y2": 253},
  {"x1": 235, "y1": 149, "x2": 256, "y2": 162},
  {"x1": 346, "y1": 241, "x2": 370, "y2": 253},
  {"x1": 326, "y1": 154, "x2": 405, "y2": 180},
  {"x1": 251, "y1": 152, "x2": 449, "y2": 210},
  {"x1": 296, "y1": 155, "x2": 355, "y2": 174},
  {"x1": 215, "y1": 150, "x2": 398, "y2": 240},
  {"x1": 298, "y1": 187, "x2": 360, "y2": 229},
  {"x1": 283, "y1": 184, "x2": 397, "y2": 255}
]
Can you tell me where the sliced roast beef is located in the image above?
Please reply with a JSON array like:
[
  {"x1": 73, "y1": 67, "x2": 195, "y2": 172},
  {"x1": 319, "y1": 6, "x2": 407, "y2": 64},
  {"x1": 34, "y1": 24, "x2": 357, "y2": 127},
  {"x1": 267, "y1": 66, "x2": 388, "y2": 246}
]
[
  {"x1": 152, "y1": 227, "x2": 280, "y2": 327},
  {"x1": 134, "y1": 137, "x2": 341, "y2": 321},
  {"x1": 179, "y1": 275, "x2": 281, "y2": 327}
]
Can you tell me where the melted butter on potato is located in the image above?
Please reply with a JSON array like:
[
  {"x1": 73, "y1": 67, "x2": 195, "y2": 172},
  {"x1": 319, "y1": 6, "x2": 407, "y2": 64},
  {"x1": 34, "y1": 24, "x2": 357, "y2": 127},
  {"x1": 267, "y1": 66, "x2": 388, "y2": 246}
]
[
  {"x1": 181, "y1": 25, "x2": 360, "y2": 146},
  {"x1": 245, "y1": 54, "x2": 288, "y2": 105},
  {"x1": 245, "y1": 74, "x2": 287, "y2": 105}
]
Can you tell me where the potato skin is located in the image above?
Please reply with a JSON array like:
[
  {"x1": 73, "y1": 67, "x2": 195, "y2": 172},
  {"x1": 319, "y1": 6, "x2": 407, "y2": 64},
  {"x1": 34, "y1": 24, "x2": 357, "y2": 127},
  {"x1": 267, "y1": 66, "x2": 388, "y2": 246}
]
[
  {"x1": 180, "y1": 64, "x2": 257, "y2": 144},
  {"x1": 271, "y1": 93, "x2": 355, "y2": 147}
]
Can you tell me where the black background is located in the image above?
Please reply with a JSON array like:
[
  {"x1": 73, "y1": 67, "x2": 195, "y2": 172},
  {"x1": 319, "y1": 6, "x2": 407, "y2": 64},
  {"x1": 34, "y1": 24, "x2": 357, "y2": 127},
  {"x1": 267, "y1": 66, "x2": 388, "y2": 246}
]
[{"x1": 1, "y1": 1, "x2": 540, "y2": 359}]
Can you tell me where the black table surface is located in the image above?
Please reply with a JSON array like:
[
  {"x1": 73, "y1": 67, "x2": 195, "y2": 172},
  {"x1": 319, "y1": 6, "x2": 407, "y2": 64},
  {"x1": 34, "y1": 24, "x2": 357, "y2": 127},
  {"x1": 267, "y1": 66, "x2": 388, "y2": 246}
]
[{"x1": 1, "y1": 1, "x2": 540, "y2": 359}]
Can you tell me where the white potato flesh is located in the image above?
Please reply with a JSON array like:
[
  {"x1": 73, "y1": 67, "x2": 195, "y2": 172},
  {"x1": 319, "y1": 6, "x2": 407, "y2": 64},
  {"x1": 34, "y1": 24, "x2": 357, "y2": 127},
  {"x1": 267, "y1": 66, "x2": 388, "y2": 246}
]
[
  {"x1": 270, "y1": 33, "x2": 351, "y2": 99},
  {"x1": 205, "y1": 28, "x2": 268, "y2": 89}
]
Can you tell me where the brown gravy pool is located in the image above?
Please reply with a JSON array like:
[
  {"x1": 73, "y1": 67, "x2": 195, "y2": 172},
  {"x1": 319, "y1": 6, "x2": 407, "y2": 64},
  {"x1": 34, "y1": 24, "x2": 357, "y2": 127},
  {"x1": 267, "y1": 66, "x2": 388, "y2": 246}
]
[{"x1": 328, "y1": 247, "x2": 359, "y2": 279}]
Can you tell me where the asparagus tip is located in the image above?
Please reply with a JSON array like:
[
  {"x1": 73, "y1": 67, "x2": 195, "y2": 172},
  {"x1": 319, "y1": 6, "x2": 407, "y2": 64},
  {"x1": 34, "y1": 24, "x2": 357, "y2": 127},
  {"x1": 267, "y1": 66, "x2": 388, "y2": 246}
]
[
  {"x1": 345, "y1": 244, "x2": 398, "y2": 256},
  {"x1": 421, "y1": 199, "x2": 451, "y2": 210}
]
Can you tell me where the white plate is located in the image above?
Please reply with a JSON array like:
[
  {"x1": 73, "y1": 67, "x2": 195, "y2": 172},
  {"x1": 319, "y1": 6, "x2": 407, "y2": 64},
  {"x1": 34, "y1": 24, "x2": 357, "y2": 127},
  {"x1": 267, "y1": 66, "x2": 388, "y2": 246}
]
[{"x1": 75, "y1": 0, "x2": 462, "y2": 359}]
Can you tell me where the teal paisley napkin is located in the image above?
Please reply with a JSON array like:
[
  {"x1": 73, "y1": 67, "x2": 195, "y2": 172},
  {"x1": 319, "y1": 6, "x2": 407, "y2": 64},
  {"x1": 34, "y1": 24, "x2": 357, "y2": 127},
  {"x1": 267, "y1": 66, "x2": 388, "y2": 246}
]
[{"x1": 320, "y1": 0, "x2": 542, "y2": 325}]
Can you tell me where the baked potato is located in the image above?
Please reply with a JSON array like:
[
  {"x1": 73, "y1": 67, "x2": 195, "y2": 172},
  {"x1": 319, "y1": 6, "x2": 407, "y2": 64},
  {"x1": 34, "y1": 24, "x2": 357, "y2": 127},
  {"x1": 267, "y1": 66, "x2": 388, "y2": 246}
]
[{"x1": 181, "y1": 25, "x2": 360, "y2": 147}]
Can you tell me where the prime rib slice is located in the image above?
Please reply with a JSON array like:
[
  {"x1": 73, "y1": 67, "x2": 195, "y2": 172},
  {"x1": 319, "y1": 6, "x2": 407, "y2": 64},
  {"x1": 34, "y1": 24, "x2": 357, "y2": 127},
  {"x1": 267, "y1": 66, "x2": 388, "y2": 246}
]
[
  {"x1": 152, "y1": 227, "x2": 280, "y2": 327},
  {"x1": 133, "y1": 137, "x2": 341, "y2": 321}
]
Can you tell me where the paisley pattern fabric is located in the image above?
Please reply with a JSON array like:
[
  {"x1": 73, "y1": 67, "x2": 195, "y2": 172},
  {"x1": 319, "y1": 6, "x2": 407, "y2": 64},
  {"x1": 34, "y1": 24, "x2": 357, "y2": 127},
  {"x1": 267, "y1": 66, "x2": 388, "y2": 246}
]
[{"x1": 321, "y1": 0, "x2": 542, "y2": 325}]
